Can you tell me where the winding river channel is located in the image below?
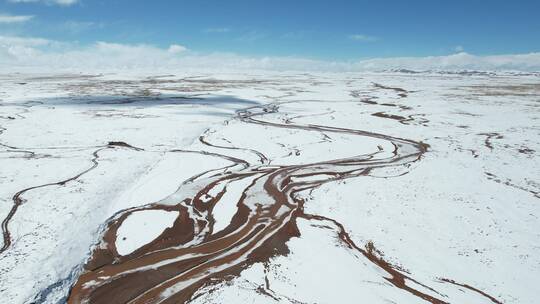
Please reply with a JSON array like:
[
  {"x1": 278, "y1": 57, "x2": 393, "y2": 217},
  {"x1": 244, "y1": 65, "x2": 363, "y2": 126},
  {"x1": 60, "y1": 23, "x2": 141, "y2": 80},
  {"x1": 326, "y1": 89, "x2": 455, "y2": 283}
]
[{"x1": 61, "y1": 98, "x2": 503, "y2": 304}]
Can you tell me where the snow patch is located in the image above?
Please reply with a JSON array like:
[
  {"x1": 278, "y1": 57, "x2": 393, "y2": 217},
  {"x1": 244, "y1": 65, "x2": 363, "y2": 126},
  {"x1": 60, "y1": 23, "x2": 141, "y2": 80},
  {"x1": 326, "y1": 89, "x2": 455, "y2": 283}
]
[{"x1": 115, "y1": 210, "x2": 179, "y2": 256}]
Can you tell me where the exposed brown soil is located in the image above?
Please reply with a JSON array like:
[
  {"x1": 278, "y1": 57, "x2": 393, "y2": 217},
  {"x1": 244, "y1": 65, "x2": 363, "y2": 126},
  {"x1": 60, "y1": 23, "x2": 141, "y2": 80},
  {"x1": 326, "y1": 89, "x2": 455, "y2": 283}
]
[
  {"x1": 478, "y1": 132, "x2": 503, "y2": 150},
  {"x1": 373, "y1": 82, "x2": 410, "y2": 98},
  {"x1": 439, "y1": 278, "x2": 503, "y2": 304},
  {"x1": 107, "y1": 141, "x2": 144, "y2": 151},
  {"x1": 372, "y1": 111, "x2": 407, "y2": 121}
]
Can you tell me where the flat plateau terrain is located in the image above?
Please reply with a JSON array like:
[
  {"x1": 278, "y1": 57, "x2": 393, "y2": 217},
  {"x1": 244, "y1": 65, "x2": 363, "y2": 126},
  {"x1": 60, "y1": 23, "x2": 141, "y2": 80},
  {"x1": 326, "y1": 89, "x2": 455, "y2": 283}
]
[{"x1": 0, "y1": 71, "x2": 538, "y2": 304}]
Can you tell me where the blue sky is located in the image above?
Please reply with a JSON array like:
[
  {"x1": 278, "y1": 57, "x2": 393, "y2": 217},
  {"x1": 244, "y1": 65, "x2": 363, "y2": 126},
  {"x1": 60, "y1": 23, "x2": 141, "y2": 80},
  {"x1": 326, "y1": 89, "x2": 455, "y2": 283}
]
[{"x1": 1, "y1": 0, "x2": 539, "y2": 60}]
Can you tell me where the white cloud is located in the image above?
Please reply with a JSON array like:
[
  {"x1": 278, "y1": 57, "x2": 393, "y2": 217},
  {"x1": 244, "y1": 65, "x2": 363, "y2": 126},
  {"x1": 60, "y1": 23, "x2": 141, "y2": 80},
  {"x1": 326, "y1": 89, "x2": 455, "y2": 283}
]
[
  {"x1": 353, "y1": 52, "x2": 540, "y2": 71},
  {"x1": 0, "y1": 14, "x2": 34, "y2": 23},
  {"x1": 0, "y1": 35, "x2": 50, "y2": 62},
  {"x1": 55, "y1": 0, "x2": 77, "y2": 4},
  {"x1": 0, "y1": 35, "x2": 539, "y2": 72},
  {"x1": 349, "y1": 34, "x2": 378, "y2": 42},
  {"x1": 168, "y1": 44, "x2": 187, "y2": 54},
  {"x1": 8, "y1": 0, "x2": 78, "y2": 6},
  {"x1": 204, "y1": 28, "x2": 231, "y2": 33},
  {"x1": 61, "y1": 21, "x2": 104, "y2": 33},
  {"x1": 0, "y1": 35, "x2": 51, "y2": 46},
  {"x1": 454, "y1": 45, "x2": 464, "y2": 52},
  {"x1": 236, "y1": 30, "x2": 266, "y2": 42}
]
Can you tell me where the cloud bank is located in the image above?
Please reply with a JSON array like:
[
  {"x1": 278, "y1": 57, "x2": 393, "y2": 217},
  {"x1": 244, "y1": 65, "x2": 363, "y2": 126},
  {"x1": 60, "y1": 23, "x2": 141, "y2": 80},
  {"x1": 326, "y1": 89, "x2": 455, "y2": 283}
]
[
  {"x1": 8, "y1": 0, "x2": 78, "y2": 6},
  {"x1": 349, "y1": 34, "x2": 378, "y2": 42},
  {"x1": 0, "y1": 14, "x2": 34, "y2": 23},
  {"x1": 204, "y1": 28, "x2": 231, "y2": 33},
  {"x1": 1, "y1": 35, "x2": 539, "y2": 72}
]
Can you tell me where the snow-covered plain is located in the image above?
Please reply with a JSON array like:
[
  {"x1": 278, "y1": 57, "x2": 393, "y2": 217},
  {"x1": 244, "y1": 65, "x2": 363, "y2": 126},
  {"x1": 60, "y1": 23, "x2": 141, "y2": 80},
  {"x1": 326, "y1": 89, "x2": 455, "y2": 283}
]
[{"x1": 0, "y1": 71, "x2": 538, "y2": 304}]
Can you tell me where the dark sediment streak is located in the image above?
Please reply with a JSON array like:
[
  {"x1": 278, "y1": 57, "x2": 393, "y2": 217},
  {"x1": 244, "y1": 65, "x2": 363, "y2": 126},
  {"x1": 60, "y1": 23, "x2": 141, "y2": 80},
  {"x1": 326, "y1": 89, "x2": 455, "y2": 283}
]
[{"x1": 373, "y1": 82, "x2": 410, "y2": 98}]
